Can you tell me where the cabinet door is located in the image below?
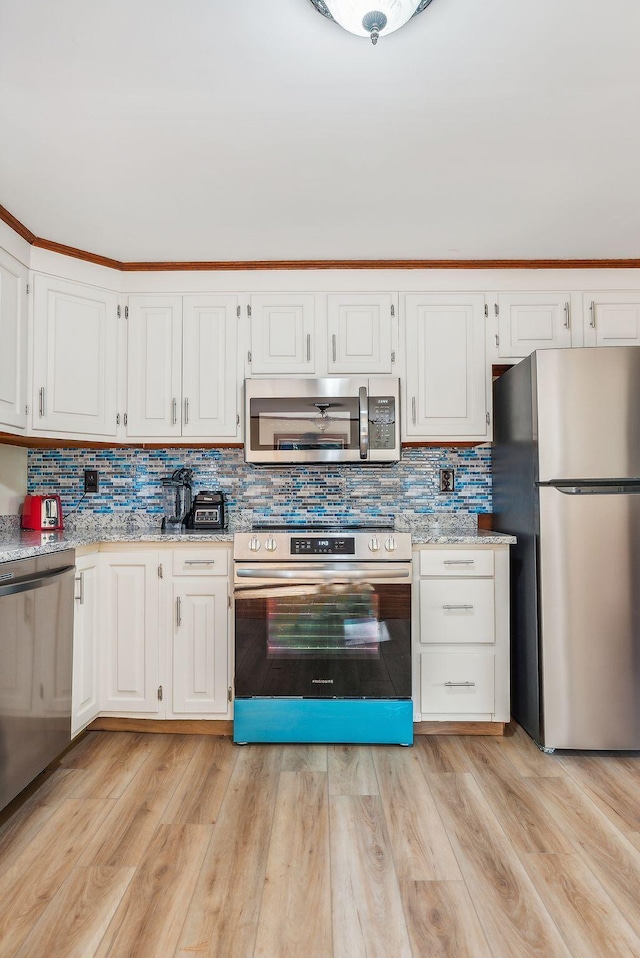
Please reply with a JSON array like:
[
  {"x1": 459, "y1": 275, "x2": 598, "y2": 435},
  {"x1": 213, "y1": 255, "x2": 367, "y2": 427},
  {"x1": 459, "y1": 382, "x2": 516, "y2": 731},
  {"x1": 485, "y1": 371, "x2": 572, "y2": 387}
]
[
  {"x1": 497, "y1": 293, "x2": 572, "y2": 358},
  {"x1": 171, "y1": 578, "x2": 229, "y2": 715},
  {"x1": 182, "y1": 295, "x2": 238, "y2": 437},
  {"x1": 32, "y1": 276, "x2": 118, "y2": 436},
  {"x1": 404, "y1": 294, "x2": 487, "y2": 438},
  {"x1": 249, "y1": 294, "x2": 316, "y2": 374},
  {"x1": 0, "y1": 249, "x2": 28, "y2": 431},
  {"x1": 101, "y1": 553, "x2": 160, "y2": 714},
  {"x1": 327, "y1": 294, "x2": 394, "y2": 374},
  {"x1": 72, "y1": 555, "x2": 101, "y2": 736},
  {"x1": 584, "y1": 293, "x2": 640, "y2": 347},
  {"x1": 126, "y1": 296, "x2": 182, "y2": 437}
]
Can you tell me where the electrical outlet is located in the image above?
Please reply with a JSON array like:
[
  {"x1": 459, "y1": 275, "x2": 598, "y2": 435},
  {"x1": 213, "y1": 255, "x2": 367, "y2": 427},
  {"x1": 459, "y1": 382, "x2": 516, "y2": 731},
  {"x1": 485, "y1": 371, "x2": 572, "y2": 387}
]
[
  {"x1": 84, "y1": 469, "x2": 99, "y2": 493},
  {"x1": 440, "y1": 468, "x2": 455, "y2": 493}
]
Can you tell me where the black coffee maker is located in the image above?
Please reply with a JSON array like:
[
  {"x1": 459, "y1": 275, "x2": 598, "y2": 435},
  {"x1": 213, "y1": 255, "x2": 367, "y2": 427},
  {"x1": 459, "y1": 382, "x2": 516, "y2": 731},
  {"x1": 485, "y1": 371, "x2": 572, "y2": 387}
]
[{"x1": 186, "y1": 490, "x2": 226, "y2": 530}]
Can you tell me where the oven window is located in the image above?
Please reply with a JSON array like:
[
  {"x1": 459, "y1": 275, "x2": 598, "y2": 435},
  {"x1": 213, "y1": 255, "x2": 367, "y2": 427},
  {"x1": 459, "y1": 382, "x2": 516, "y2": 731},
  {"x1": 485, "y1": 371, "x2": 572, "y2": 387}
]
[
  {"x1": 235, "y1": 582, "x2": 411, "y2": 699},
  {"x1": 249, "y1": 396, "x2": 359, "y2": 452}
]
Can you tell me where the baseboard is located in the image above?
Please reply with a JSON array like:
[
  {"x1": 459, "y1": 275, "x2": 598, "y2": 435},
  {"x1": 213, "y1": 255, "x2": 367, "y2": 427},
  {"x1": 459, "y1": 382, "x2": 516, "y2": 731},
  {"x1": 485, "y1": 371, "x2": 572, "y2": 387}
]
[
  {"x1": 87, "y1": 717, "x2": 504, "y2": 737},
  {"x1": 413, "y1": 721, "x2": 505, "y2": 736},
  {"x1": 88, "y1": 717, "x2": 233, "y2": 736}
]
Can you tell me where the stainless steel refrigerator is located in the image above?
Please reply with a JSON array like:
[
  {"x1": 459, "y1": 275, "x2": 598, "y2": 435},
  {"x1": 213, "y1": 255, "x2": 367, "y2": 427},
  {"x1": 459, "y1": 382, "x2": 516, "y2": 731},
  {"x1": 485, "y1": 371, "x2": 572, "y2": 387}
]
[{"x1": 493, "y1": 346, "x2": 640, "y2": 750}]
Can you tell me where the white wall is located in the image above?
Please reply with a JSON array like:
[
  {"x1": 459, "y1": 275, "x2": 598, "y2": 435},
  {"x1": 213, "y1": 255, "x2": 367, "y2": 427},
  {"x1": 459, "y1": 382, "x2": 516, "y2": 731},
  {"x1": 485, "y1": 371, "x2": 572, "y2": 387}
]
[{"x1": 0, "y1": 443, "x2": 27, "y2": 515}]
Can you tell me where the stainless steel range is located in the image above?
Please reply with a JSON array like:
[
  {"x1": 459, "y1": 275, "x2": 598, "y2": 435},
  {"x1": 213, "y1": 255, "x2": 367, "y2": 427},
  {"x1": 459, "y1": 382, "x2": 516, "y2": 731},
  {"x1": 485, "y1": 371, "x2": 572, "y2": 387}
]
[{"x1": 233, "y1": 524, "x2": 413, "y2": 745}]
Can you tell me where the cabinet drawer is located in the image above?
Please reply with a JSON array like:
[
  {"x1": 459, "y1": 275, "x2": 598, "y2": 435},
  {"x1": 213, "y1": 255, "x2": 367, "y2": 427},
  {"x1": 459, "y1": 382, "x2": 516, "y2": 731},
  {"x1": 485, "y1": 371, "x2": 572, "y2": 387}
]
[
  {"x1": 172, "y1": 549, "x2": 229, "y2": 576},
  {"x1": 419, "y1": 549, "x2": 494, "y2": 577},
  {"x1": 420, "y1": 652, "x2": 495, "y2": 713},
  {"x1": 419, "y1": 579, "x2": 495, "y2": 644}
]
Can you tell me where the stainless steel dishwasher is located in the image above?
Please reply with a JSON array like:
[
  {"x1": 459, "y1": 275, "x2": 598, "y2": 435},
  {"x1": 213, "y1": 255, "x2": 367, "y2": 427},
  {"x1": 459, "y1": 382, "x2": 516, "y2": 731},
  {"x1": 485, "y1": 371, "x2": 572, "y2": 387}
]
[{"x1": 0, "y1": 549, "x2": 75, "y2": 812}]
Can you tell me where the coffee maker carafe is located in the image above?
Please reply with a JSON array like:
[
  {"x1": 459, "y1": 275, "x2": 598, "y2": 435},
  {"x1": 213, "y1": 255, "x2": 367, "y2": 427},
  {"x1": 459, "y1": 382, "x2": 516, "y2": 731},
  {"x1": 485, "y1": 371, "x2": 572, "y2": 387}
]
[{"x1": 161, "y1": 468, "x2": 193, "y2": 532}]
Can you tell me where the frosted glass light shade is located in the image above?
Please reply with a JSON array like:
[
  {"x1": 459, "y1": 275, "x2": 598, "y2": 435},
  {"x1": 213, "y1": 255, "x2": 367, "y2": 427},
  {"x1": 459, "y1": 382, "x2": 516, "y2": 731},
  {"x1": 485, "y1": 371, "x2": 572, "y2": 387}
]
[{"x1": 310, "y1": 0, "x2": 433, "y2": 42}]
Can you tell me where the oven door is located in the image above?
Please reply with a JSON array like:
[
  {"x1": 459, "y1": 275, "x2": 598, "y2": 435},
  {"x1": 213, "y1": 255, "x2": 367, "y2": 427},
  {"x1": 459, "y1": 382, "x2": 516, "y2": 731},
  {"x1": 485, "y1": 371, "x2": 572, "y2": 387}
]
[{"x1": 234, "y1": 562, "x2": 412, "y2": 699}]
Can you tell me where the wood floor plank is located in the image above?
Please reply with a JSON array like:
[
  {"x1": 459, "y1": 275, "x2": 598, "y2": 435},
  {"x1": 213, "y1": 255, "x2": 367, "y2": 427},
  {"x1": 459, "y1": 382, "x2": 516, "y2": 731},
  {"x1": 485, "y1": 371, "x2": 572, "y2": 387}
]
[
  {"x1": 531, "y1": 774, "x2": 640, "y2": 940},
  {"x1": 79, "y1": 734, "x2": 200, "y2": 867},
  {"x1": 461, "y1": 739, "x2": 574, "y2": 855},
  {"x1": 330, "y1": 794, "x2": 412, "y2": 958},
  {"x1": 400, "y1": 880, "x2": 493, "y2": 958},
  {"x1": 328, "y1": 745, "x2": 379, "y2": 795},
  {"x1": 495, "y1": 722, "x2": 563, "y2": 778},
  {"x1": 522, "y1": 852, "x2": 640, "y2": 958},
  {"x1": 64, "y1": 731, "x2": 159, "y2": 800},
  {"x1": 175, "y1": 745, "x2": 283, "y2": 958},
  {"x1": 161, "y1": 735, "x2": 237, "y2": 825},
  {"x1": 413, "y1": 735, "x2": 471, "y2": 774},
  {"x1": 14, "y1": 865, "x2": 135, "y2": 958},
  {"x1": 94, "y1": 824, "x2": 212, "y2": 958},
  {"x1": 254, "y1": 771, "x2": 331, "y2": 958},
  {"x1": 0, "y1": 797, "x2": 113, "y2": 958},
  {"x1": 281, "y1": 744, "x2": 328, "y2": 772},
  {"x1": 372, "y1": 747, "x2": 462, "y2": 881},
  {"x1": 559, "y1": 754, "x2": 640, "y2": 832},
  {"x1": 428, "y1": 772, "x2": 572, "y2": 958},
  {"x1": 0, "y1": 768, "x2": 87, "y2": 869}
]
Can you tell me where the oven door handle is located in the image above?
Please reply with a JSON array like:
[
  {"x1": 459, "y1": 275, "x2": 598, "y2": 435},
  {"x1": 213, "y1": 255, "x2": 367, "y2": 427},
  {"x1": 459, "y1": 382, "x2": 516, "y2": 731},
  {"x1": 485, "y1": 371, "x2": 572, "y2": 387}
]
[
  {"x1": 359, "y1": 386, "x2": 369, "y2": 460},
  {"x1": 236, "y1": 568, "x2": 410, "y2": 580}
]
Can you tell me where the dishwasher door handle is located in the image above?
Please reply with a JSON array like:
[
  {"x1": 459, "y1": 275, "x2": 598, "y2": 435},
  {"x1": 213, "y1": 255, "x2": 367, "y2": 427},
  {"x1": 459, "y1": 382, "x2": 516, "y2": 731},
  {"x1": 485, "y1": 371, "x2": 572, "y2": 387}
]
[{"x1": 0, "y1": 564, "x2": 75, "y2": 599}]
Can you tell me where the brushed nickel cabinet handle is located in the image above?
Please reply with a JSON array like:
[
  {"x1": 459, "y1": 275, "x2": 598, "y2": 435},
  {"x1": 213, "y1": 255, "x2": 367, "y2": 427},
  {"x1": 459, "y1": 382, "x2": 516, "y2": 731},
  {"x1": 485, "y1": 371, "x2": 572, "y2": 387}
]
[
  {"x1": 444, "y1": 681, "x2": 476, "y2": 688},
  {"x1": 176, "y1": 596, "x2": 182, "y2": 627},
  {"x1": 442, "y1": 604, "x2": 474, "y2": 610},
  {"x1": 564, "y1": 302, "x2": 570, "y2": 328},
  {"x1": 411, "y1": 396, "x2": 416, "y2": 424},
  {"x1": 39, "y1": 387, "x2": 45, "y2": 418},
  {"x1": 306, "y1": 334, "x2": 311, "y2": 362},
  {"x1": 74, "y1": 574, "x2": 84, "y2": 604},
  {"x1": 184, "y1": 559, "x2": 216, "y2": 565},
  {"x1": 172, "y1": 398, "x2": 177, "y2": 425},
  {"x1": 332, "y1": 334, "x2": 337, "y2": 363},
  {"x1": 184, "y1": 397, "x2": 189, "y2": 425},
  {"x1": 443, "y1": 559, "x2": 474, "y2": 565},
  {"x1": 590, "y1": 301, "x2": 596, "y2": 328}
]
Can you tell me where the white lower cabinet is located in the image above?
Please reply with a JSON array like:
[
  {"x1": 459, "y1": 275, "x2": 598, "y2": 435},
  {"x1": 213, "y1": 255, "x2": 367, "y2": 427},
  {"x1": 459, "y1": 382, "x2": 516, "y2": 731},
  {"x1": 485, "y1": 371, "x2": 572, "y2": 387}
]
[
  {"x1": 75, "y1": 544, "x2": 232, "y2": 725},
  {"x1": 72, "y1": 554, "x2": 101, "y2": 736},
  {"x1": 413, "y1": 544, "x2": 510, "y2": 724},
  {"x1": 101, "y1": 551, "x2": 161, "y2": 714}
]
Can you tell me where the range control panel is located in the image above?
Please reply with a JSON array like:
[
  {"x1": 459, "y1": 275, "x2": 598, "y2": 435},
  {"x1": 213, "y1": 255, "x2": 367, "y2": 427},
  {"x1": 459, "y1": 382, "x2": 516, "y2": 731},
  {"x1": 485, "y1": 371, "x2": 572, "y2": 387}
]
[
  {"x1": 369, "y1": 396, "x2": 396, "y2": 450},
  {"x1": 291, "y1": 537, "x2": 356, "y2": 556}
]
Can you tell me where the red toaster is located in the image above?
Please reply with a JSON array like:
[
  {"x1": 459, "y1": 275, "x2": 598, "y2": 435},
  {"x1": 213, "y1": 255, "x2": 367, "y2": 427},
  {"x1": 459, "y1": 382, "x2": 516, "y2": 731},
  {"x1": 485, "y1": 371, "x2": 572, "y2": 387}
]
[{"x1": 21, "y1": 494, "x2": 64, "y2": 531}]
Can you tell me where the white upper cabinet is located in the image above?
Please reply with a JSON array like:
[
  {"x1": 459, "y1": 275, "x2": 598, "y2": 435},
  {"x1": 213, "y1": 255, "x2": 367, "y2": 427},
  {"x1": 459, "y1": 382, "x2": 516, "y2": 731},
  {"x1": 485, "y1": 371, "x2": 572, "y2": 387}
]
[
  {"x1": 403, "y1": 294, "x2": 488, "y2": 440},
  {"x1": 327, "y1": 293, "x2": 395, "y2": 374},
  {"x1": 126, "y1": 294, "x2": 239, "y2": 439},
  {"x1": 182, "y1": 295, "x2": 238, "y2": 437},
  {"x1": 0, "y1": 249, "x2": 28, "y2": 431},
  {"x1": 248, "y1": 294, "x2": 316, "y2": 374},
  {"x1": 32, "y1": 276, "x2": 118, "y2": 437},
  {"x1": 584, "y1": 292, "x2": 640, "y2": 347},
  {"x1": 495, "y1": 293, "x2": 572, "y2": 359},
  {"x1": 126, "y1": 296, "x2": 183, "y2": 438}
]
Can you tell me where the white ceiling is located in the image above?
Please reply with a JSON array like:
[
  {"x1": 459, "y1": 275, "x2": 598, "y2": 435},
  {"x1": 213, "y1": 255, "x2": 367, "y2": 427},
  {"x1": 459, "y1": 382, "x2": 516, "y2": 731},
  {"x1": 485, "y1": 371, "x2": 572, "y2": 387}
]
[{"x1": 1, "y1": 0, "x2": 640, "y2": 263}]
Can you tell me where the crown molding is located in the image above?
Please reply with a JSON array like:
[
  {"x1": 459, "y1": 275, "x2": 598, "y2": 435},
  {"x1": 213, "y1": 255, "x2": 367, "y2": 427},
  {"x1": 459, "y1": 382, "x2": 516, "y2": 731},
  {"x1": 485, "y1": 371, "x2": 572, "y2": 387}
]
[{"x1": 3, "y1": 204, "x2": 640, "y2": 271}]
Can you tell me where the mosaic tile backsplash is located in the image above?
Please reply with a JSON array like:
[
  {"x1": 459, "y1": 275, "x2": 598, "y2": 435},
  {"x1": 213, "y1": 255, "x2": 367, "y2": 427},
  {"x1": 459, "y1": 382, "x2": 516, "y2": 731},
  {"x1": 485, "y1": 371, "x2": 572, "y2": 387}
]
[{"x1": 26, "y1": 446, "x2": 491, "y2": 526}]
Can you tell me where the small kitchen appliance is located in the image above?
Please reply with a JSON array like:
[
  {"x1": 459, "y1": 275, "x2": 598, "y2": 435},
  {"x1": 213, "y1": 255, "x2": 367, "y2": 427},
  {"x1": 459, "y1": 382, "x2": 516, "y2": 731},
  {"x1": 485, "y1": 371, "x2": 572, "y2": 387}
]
[
  {"x1": 233, "y1": 523, "x2": 412, "y2": 745},
  {"x1": 21, "y1": 494, "x2": 63, "y2": 531},
  {"x1": 186, "y1": 491, "x2": 226, "y2": 531},
  {"x1": 161, "y1": 468, "x2": 193, "y2": 532}
]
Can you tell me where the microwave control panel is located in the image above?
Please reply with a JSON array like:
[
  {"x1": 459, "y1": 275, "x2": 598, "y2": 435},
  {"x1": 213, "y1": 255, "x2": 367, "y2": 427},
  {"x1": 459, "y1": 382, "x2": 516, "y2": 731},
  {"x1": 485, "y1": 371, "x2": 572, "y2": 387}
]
[{"x1": 369, "y1": 396, "x2": 396, "y2": 450}]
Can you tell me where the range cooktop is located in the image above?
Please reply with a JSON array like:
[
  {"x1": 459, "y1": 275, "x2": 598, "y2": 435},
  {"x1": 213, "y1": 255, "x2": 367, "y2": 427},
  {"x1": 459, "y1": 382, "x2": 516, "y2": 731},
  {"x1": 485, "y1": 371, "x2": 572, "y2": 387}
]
[{"x1": 251, "y1": 522, "x2": 394, "y2": 533}]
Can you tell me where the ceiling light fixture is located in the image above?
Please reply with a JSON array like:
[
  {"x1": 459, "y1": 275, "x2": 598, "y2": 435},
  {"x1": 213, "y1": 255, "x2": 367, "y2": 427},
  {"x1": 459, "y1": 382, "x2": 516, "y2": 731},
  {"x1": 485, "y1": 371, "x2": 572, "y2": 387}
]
[{"x1": 309, "y1": 0, "x2": 435, "y2": 45}]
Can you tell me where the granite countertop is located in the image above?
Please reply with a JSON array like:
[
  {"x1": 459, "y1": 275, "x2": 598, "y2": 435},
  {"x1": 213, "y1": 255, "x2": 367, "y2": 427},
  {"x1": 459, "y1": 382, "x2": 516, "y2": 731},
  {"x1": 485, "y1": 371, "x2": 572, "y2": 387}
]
[{"x1": 0, "y1": 522, "x2": 516, "y2": 563}]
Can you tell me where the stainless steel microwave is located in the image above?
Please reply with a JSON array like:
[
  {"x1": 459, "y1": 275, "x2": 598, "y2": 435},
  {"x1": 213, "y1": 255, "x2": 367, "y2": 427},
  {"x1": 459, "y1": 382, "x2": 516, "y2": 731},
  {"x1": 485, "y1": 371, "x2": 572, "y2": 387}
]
[{"x1": 244, "y1": 377, "x2": 401, "y2": 465}]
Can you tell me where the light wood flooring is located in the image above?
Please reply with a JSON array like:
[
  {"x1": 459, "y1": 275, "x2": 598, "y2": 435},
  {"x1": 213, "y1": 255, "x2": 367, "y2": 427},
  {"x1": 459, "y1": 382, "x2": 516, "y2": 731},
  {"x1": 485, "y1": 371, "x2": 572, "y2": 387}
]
[{"x1": 1, "y1": 725, "x2": 640, "y2": 957}]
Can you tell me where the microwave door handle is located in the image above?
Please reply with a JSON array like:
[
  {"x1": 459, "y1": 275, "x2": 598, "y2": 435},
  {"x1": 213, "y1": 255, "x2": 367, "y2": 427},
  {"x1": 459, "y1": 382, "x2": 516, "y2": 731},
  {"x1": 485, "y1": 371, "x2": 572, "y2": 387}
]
[{"x1": 359, "y1": 386, "x2": 369, "y2": 460}]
